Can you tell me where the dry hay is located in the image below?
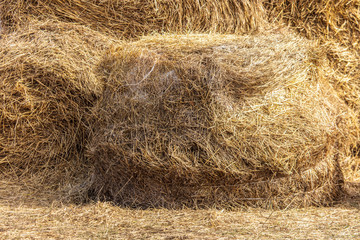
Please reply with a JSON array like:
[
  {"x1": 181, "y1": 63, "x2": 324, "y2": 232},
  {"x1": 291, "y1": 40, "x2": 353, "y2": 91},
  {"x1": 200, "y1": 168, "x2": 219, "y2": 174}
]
[
  {"x1": 0, "y1": 0, "x2": 266, "y2": 38},
  {"x1": 320, "y1": 42, "x2": 360, "y2": 180},
  {"x1": 0, "y1": 19, "x2": 117, "y2": 202},
  {"x1": 86, "y1": 32, "x2": 357, "y2": 209},
  {"x1": 264, "y1": 0, "x2": 360, "y2": 178},
  {"x1": 264, "y1": 1, "x2": 360, "y2": 113},
  {"x1": 264, "y1": 0, "x2": 360, "y2": 47}
]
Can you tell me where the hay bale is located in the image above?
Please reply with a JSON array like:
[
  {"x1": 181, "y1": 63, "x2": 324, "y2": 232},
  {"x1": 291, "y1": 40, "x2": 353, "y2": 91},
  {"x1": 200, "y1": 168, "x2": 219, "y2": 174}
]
[
  {"x1": 0, "y1": 0, "x2": 266, "y2": 38},
  {"x1": 86, "y1": 32, "x2": 357, "y2": 208},
  {"x1": 264, "y1": 0, "x2": 360, "y2": 178},
  {"x1": 264, "y1": 1, "x2": 360, "y2": 112},
  {"x1": 0, "y1": 19, "x2": 116, "y2": 200},
  {"x1": 263, "y1": 0, "x2": 360, "y2": 99},
  {"x1": 320, "y1": 43, "x2": 360, "y2": 175}
]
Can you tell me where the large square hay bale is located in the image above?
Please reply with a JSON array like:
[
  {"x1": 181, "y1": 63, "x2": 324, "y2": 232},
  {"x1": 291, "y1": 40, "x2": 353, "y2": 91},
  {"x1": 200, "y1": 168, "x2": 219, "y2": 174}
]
[{"x1": 86, "y1": 31, "x2": 357, "y2": 208}]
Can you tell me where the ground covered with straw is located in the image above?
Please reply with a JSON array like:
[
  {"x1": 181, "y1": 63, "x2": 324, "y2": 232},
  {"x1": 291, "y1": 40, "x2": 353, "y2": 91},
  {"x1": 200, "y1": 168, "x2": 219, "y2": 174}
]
[{"x1": 0, "y1": 184, "x2": 359, "y2": 239}]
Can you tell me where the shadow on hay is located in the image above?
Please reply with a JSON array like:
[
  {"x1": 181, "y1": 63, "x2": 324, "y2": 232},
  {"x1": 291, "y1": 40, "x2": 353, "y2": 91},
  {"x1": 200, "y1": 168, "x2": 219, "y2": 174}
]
[{"x1": 85, "y1": 31, "x2": 357, "y2": 209}]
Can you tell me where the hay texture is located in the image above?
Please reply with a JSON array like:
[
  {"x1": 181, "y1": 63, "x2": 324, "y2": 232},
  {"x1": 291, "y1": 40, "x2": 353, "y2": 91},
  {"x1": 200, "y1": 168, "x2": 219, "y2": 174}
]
[
  {"x1": 264, "y1": 0, "x2": 360, "y2": 177},
  {"x1": 0, "y1": 0, "x2": 266, "y2": 38},
  {"x1": 86, "y1": 32, "x2": 357, "y2": 208},
  {"x1": 264, "y1": 0, "x2": 360, "y2": 47},
  {"x1": 264, "y1": 0, "x2": 360, "y2": 114},
  {"x1": 0, "y1": 20, "x2": 115, "y2": 199}
]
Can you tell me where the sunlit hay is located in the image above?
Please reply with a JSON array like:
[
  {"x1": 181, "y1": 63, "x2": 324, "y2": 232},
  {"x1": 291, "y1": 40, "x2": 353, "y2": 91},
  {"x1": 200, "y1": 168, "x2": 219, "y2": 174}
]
[
  {"x1": 264, "y1": 1, "x2": 360, "y2": 175},
  {"x1": 264, "y1": 0, "x2": 360, "y2": 95},
  {"x1": 264, "y1": 1, "x2": 360, "y2": 113},
  {"x1": 319, "y1": 42, "x2": 360, "y2": 109},
  {"x1": 264, "y1": 0, "x2": 360, "y2": 48},
  {"x1": 0, "y1": 0, "x2": 266, "y2": 38},
  {"x1": 317, "y1": 41, "x2": 360, "y2": 180},
  {"x1": 341, "y1": 156, "x2": 360, "y2": 182},
  {"x1": 264, "y1": 0, "x2": 360, "y2": 100},
  {"x1": 0, "y1": 19, "x2": 117, "y2": 202},
  {"x1": 86, "y1": 32, "x2": 357, "y2": 209}
]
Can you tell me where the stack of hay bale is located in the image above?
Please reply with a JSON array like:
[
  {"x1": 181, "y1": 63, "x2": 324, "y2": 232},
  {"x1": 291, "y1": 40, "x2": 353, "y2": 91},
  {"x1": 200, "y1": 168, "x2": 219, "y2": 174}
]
[{"x1": 0, "y1": 0, "x2": 359, "y2": 207}]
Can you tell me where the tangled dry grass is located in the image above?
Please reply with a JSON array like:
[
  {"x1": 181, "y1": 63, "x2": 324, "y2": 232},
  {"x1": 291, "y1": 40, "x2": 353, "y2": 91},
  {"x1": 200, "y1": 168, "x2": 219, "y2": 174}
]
[
  {"x1": 1, "y1": 196, "x2": 360, "y2": 239},
  {"x1": 265, "y1": 1, "x2": 360, "y2": 108},
  {"x1": 264, "y1": 0, "x2": 360, "y2": 47},
  {"x1": 85, "y1": 32, "x2": 357, "y2": 208},
  {"x1": 0, "y1": 0, "x2": 359, "y2": 209},
  {"x1": 0, "y1": 0, "x2": 266, "y2": 38},
  {"x1": 264, "y1": 0, "x2": 360, "y2": 180},
  {"x1": 0, "y1": 19, "x2": 117, "y2": 201},
  {"x1": 264, "y1": 0, "x2": 360, "y2": 115}
]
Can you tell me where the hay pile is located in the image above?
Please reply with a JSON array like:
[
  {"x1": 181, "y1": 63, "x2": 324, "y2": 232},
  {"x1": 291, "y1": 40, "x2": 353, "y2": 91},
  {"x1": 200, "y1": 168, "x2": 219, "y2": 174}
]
[
  {"x1": 0, "y1": 20, "x2": 116, "y2": 201},
  {"x1": 86, "y1": 32, "x2": 357, "y2": 208},
  {"x1": 0, "y1": 0, "x2": 266, "y2": 38},
  {"x1": 264, "y1": 0, "x2": 360, "y2": 117},
  {"x1": 1, "y1": 0, "x2": 359, "y2": 208},
  {"x1": 264, "y1": 0, "x2": 360, "y2": 179},
  {"x1": 264, "y1": 0, "x2": 360, "y2": 47}
]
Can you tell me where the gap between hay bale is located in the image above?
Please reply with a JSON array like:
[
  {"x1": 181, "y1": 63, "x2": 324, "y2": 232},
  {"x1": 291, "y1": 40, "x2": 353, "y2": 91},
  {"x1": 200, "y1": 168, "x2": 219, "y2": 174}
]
[
  {"x1": 0, "y1": 19, "x2": 118, "y2": 203},
  {"x1": 86, "y1": 31, "x2": 357, "y2": 209},
  {"x1": 0, "y1": 0, "x2": 266, "y2": 38}
]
